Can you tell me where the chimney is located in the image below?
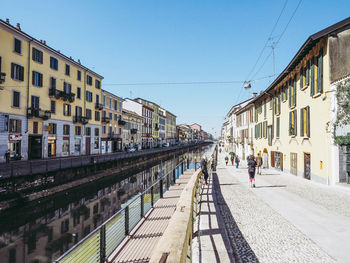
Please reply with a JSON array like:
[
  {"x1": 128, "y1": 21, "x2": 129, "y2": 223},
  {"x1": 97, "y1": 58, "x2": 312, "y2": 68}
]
[
  {"x1": 252, "y1": 92, "x2": 257, "y2": 98},
  {"x1": 16, "y1": 23, "x2": 21, "y2": 30},
  {"x1": 6, "y1": 18, "x2": 9, "y2": 24},
  {"x1": 78, "y1": 59, "x2": 81, "y2": 64},
  {"x1": 43, "y1": 40, "x2": 46, "y2": 45}
]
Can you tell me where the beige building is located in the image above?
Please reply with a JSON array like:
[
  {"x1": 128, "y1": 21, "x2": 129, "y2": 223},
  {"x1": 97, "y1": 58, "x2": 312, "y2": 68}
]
[
  {"x1": 165, "y1": 111, "x2": 176, "y2": 145},
  {"x1": 122, "y1": 109, "x2": 142, "y2": 150}
]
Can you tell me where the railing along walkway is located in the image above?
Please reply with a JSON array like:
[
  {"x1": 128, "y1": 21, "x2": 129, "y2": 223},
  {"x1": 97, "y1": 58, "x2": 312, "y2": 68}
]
[{"x1": 108, "y1": 170, "x2": 195, "y2": 263}]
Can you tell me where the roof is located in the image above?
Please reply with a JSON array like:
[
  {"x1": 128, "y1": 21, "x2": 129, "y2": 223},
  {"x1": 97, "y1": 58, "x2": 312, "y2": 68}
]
[
  {"x1": 227, "y1": 97, "x2": 255, "y2": 116},
  {"x1": 265, "y1": 16, "x2": 350, "y2": 94},
  {"x1": 134, "y1": 97, "x2": 160, "y2": 108},
  {"x1": 122, "y1": 109, "x2": 142, "y2": 118},
  {"x1": 102, "y1": 89, "x2": 124, "y2": 101},
  {"x1": 0, "y1": 19, "x2": 104, "y2": 79}
]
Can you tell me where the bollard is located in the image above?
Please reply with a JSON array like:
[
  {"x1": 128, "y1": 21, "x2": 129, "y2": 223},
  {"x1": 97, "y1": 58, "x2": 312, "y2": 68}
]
[
  {"x1": 125, "y1": 206, "x2": 129, "y2": 236},
  {"x1": 151, "y1": 186, "x2": 154, "y2": 207},
  {"x1": 160, "y1": 179, "x2": 163, "y2": 198},
  {"x1": 173, "y1": 169, "x2": 176, "y2": 183},
  {"x1": 141, "y1": 193, "x2": 144, "y2": 217},
  {"x1": 100, "y1": 225, "x2": 106, "y2": 263}
]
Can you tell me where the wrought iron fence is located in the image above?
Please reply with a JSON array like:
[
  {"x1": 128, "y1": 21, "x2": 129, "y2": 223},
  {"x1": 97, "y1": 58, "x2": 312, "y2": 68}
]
[{"x1": 54, "y1": 157, "x2": 192, "y2": 263}]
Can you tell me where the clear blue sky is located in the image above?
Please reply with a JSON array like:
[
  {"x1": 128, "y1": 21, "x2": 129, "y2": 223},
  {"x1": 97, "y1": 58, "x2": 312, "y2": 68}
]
[{"x1": 2, "y1": 1, "x2": 349, "y2": 137}]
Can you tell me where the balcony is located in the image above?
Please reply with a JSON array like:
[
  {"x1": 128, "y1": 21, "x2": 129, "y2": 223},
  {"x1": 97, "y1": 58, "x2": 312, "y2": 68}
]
[
  {"x1": 108, "y1": 132, "x2": 122, "y2": 139},
  {"x1": 102, "y1": 117, "x2": 110, "y2": 123},
  {"x1": 118, "y1": 119, "x2": 126, "y2": 125},
  {"x1": 49, "y1": 88, "x2": 75, "y2": 103},
  {"x1": 95, "y1": 102, "x2": 104, "y2": 110},
  {"x1": 131, "y1": 128, "x2": 138, "y2": 134},
  {"x1": 73, "y1": 115, "x2": 89, "y2": 125},
  {"x1": 27, "y1": 107, "x2": 51, "y2": 120}
]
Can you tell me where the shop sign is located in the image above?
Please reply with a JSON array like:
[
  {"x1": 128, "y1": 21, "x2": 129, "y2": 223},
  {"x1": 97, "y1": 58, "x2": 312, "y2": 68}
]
[
  {"x1": 9, "y1": 134, "x2": 22, "y2": 141},
  {"x1": 48, "y1": 136, "x2": 56, "y2": 140}
]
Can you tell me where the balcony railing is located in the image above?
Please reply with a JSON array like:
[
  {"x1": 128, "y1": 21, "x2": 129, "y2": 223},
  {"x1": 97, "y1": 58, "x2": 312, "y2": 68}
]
[
  {"x1": 108, "y1": 132, "x2": 121, "y2": 139},
  {"x1": 27, "y1": 107, "x2": 51, "y2": 120},
  {"x1": 49, "y1": 88, "x2": 75, "y2": 103},
  {"x1": 73, "y1": 115, "x2": 89, "y2": 125},
  {"x1": 102, "y1": 117, "x2": 110, "y2": 123},
  {"x1": 118, "y1": 119, "x2": 126, "y2": 125},
  {"x1": 95, "y1": 102, "x2": 104, "y2": 110},
  {"x1": 130, "y1": 128, "x2": 138, "y2": 134}
]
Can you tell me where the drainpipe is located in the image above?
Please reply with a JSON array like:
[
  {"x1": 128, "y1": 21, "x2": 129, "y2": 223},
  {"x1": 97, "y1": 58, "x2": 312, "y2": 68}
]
[{"x1": 26, "y1": 39, "x2": 33, "y2": 160}]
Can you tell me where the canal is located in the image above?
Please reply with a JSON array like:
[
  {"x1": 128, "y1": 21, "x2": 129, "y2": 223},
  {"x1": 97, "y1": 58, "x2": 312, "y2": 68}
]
[{"x1": 0, "y1": 145, "x2": 211, "y2": 263}]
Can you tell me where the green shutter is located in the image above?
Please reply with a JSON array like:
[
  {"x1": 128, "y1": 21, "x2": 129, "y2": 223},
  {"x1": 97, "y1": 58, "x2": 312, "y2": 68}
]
[
  {"x1": 306, "y1": 106, "x2": 310, "y2": 137},
  {"x1": 293, "y1": 75, "x2": 297, "y2": 107},
  {"x1": 306, "y1": 61, "x2": 310, "y2": 85},
  {"x1": 278, "y1": 90, "x2": 281, "y2": 114},
  {"x1": 277, "y1": 117, "x2": 280, "y2": 138},
  {"x1": 288, "y1": 80, "x2": 291, "y2": 108},
  {"x1": 310, "y1": 57, "x2": 315, "y2": 96},
  {"x1": 300, "y1": 108, "x2": 304, "y2": 137},
  {"x1": 289, "y1": 111, "x2": 292, "y2": 136},
  {"x1": 317, "y1": 49, "x2": 323, "y2": 93},
  {"x1": 300, "y1": 67, "x2": 303, "y2": 89},
  {"x1": 294, "y1": 109, "x2": 297, "y2": 136}
]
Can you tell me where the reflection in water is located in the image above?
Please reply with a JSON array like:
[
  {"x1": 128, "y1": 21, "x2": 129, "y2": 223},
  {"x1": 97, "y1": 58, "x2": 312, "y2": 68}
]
[{"x1": 0, "y1": 147, "x2": 208, "y2": 263}]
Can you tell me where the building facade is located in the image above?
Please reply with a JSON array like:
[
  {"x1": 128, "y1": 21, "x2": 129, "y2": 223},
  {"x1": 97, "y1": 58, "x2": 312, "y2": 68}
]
[
  {"x1": 165, "y1": 111, "x2": 176, "y2": 145},
  {"x1": 122, "y1": 109, "x2": 142, "y2": 150},
  {"x1": 158, "y1": 108, "x2": 166, "y2": 144},
  {"x1": 0, "y1": 19, "x2": 103, "y2": 162}
]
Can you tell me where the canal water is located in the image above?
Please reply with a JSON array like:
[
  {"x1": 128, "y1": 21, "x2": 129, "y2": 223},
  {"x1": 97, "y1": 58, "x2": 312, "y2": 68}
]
[{"x1": 0, "y1": 145, "x2": 212, "y2": 263}]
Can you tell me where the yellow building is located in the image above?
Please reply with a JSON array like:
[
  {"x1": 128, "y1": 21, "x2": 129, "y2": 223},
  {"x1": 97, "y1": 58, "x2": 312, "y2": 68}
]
[
  {"x1": 165, "y1": 111, "x2": 177, "y2": 145},
  {"x1": 0, "y1": 19, "x2": 103, "y2": 161},
  {"x1": 122, "y1": 109, "x2": 142, "y2": 149},
  {"x1": 250, "y1": 17, "x2": 350, "y2": 185},
  {"x1": 101, "y1": 90, "x2": 124, "y2": 153}
]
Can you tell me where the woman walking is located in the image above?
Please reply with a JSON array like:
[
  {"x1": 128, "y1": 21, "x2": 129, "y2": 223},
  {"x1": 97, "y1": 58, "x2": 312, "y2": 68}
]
[
  {"x1": 225, "y1": 156, "x2": 229, "y2": 166},
  {"x1": 247, "y1": 155, "x2": 257, "y2": 187},
  {"x1": 230, "y1": 155, "x2": 234, "y2": 166}
]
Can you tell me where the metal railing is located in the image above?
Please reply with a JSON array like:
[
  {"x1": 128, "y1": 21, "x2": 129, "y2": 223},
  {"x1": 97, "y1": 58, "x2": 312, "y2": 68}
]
[{"x1": 54, "y1": 157, "x2": 192, "y2": 263}]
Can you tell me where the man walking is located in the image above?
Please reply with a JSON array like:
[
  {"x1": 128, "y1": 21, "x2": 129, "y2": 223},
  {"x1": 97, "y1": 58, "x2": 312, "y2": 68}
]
[
  {"x1": 235, "y1": 155, "x2": 240, "y2": 168},
  {"x1": 256, "y1": 153, "x2": 263, "y2": 175},
  {"x1": 201, "y1": 156, "x2": 209, "y2": 186}
]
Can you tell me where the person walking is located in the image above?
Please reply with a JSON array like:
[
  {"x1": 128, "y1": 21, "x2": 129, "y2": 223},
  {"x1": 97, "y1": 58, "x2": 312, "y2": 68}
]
[
  {"x1": 230, "y1": 155, "x2": 234, "y2": 166},
  {"x1": 247, "y1": 155, "x2": 257, "y2": 187},
  {"x1": 256, "y1": 153, "x2": 263, "y2": 175},
  {"x1": 235, "y1": 155, "x2": 240, "y2": 168},
  {"x1": 225, "y1": 156, "x2": 229, "y2": 166},
  {"x1": 201, "y1": 156, "x2": 209, "y2": 186},
  {"x1": 4, "y1": 149, "x2": 10, "y2": 164}
]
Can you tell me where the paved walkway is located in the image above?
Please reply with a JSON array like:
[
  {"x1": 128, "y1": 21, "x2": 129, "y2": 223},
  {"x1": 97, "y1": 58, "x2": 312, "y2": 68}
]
[
  {"x1": 108, "y1": 170, "x2": 195, "y2": 263},
  {"x1": 194, "y1": 151, "x2": 350, "y2": 263}
]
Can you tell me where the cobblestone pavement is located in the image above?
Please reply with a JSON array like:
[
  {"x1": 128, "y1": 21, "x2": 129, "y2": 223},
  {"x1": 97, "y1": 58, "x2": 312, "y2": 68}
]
[{"x1": 214, "y1": 151, "x2": 341, "y2": 263}]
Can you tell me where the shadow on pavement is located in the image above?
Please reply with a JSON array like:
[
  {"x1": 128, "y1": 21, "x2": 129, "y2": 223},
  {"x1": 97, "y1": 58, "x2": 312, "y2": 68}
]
[
  {"x1": 212, "y1": 171, "x2": 260, "y2": 263},
  {"x1": 254, "y1": 185, "x2": 286, "y2": 188}
]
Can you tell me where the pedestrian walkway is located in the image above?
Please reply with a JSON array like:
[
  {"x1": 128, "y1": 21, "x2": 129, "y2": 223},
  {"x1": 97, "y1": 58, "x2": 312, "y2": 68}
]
[
  {"x1": 107, "y1": 170, "x2": 195, "y2": 263},
  {"x1": 194, "y1": 151, "x2": 350, "y2": 263}
]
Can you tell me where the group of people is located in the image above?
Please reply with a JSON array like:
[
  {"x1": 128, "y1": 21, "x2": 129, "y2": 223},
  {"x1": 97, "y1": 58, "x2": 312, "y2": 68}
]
[{"x1": 223, "y1": 151, "x2": 263, "y2": 188}]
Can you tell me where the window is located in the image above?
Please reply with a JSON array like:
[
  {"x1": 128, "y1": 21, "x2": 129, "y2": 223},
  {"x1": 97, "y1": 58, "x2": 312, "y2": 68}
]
[
  {"x1": 86, "y1": 127, "x2": 91, "y2": 136},
  {"x1": 48, "y1": 123, "x2": 57, "y2": 134},
  {"x1": 61, "y1": 219, "x2": 69, "y2": 234},
  {"x1": 63, "y1": 82, "x2": 71, "y2": 94},
  {"x1": 109, "y1": 98, "x2": 112, "y2": 109},
  {"x1": 264, "y1": 98, "x2": 266, "y2": 118},
  {"x1": 306, "y1": 60, "x2": 310, "y2": 86},
  {"x1": 87, "y1": 75, "x2": 92, "y2": 85},
  {"x1": 65, "y1": 64, "x2": 70, "y2": 76},
  {"x1": 95, "y1": 128, "x2": 99, "y2": 137},
  {"x1": 86, "y1": 109, "x2": 92, "y2": 120},
  {"x1": 299, "y1": 66, "x2": 305, "y2": 89},
  {"x1": 95, "y1": 79, "x2": 100, "y2": 89},
  {"x1": 119, "y1": 102, "x2": 122, "y2": 112},
  {"x1": 9, "y1": 119, "x2": 21, "y2": 133},
  {"x1": 311, "y1": 49, "x2": 323, "y2": 96},
  {"x1": 9, "y1": 247, "x2": 16, "y2": 263},
  {"x1": 289, "y1": 110, "x2": 297, "y2": 136},
  {"x1": 75, "y1": 106, "x2": 82, "y2": 117},
  {"x1": 63, "y1": 124, "x2": 70, "y2": 135},
  {"x1": 114, "y1": 114, "x2": 118, "y2": 121},
  {"x1": 14, "y1": 38, "x2": 21, "y2": 54},
  {"x1": 31, "y1": 96, "x2": 40, "y2": 108},
  {"x1": 114, "y1": 100, "x2": 117, "y2": 110},
  {"x1": 12, "y1": 91, "x2": 20, "y2": 108},
  {"x1": 95, "y1": 111, "x2": 100, "y2": 121},
  {"x1": 86, "y1": 91, "x2": 93, "y2": 102},
  {"x1": 103, "y1": 126, "x2": 106, "y2": 134},
  {"x1": 103, "y1": 95, "x2": 106, "y2": 106},
  {"x1": 33, "y1": 121, "x2": 38, "y2": 134},
  {"x1": 289, "y1": 76, "x2": 296, "y2": 108},
  {"x1": 50, "y1": 57, "x2": 58, "y2": 70},
  {"x1": 109, "y1": 112, "x2": 112, "y2": 120},
  {"x1": 75, "y1": 126, "x2": 82, "y2": 136},
  {"x1": 77, "y1": 70, "x2": 81, "y2": 81},
  {"x1": 300, "y1": 106, "x2": 310, "y2": 137},
  {"x1": 32, "y1": 48, "x2": 43, "y2": 63},
  {"x1": 32, "y1": 71, "x2": 43, "y2": 87},
  {"x1": 282, "y1": 84, "x2": 288, "y2": 101},
  {"x1": 96, "y1": 94, "x2": 100, "y2": 104},
  {"x1": 11, "y1": 63, "x2": 24, "y2": 81},
  {"x1": 274, "y1": 90, "x2": 281, "y2": 116},
  {"x1": 63, "y1": 103, "x2": 71, "y2": 116},
  {"x1": 276, "y1": 117, "x2": 280, "y2": 138},
  {"x1": 77, "y1": 87, "x2": 81, "y2": 99},
  {"x1": 50, "y1": 100, "x2": 56, "y2": 114},
  {"x1": 50, "y1": 77, "x2": 56, "y2": 90}
]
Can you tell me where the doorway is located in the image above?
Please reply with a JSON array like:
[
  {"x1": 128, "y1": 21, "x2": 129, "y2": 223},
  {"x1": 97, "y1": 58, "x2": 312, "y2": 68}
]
[
  {"x1": 290, "y1": 153, "x2": 297, "y2": 175},
  {"x1": 86, "y1": 137, "x2": 91, "y2": 155},
  {"x1": 29, "y1": 135, "x2": 42, "y2": 159},
  {"x1": 304, "y1": 153, "x2": 311, "y2": 180}
]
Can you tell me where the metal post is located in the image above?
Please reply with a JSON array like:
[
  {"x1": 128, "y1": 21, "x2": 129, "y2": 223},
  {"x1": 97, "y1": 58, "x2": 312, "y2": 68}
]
[
  {"x1": 173, "y1": 169, "x2": 176, "y2": 184},
  {"x1": 151, "y1": 186, "x2": 154, "y2": 207},
  {"x1": 166, "y1": 174, "x2": 170, "y2": 189},
  {"x1": 187, "y1": 157, "x2": 190, "y2": 169},
  {"x1": 125, "y1": 206, "x2": 129, "y2": 235},
  {"x1": 141, "y1": 193, "x2": 144, "y2": 217},
  {"x1": 182, "y1": 162, "x2": 184, "y2": 174},
  {"x1": 160, "y1": 179, "x2": 163, "y2": 198},
  {"x1": 100, "y1": 225, "x2": 106, "y2": 263}
]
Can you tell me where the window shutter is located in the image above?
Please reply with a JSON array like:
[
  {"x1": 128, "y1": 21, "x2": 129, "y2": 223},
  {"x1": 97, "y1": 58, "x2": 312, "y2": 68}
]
[
  {"x1": 39, "y1": 73, "x2": 42, "y2": 86},
  {"x1": 288, "y1": 80, "x2": 291, "y2": 107},
  {"x1": 32, "y1": 71, "x2": 35, "y2": 85},
  {"x1": 31, "y1": 96, "x2": 35, "y2": 108},
  {"x1": 289, "y1": 111, "x2": 292, "y2": 136},
  {"x1": 32, "y1": 47, "x2": 35, "y2": 60},
  {"x1": 40, "y1": 51, "x2": 43, "y2": 63},
  {"x1": 310, "y1": 57, "x2": 315, "y2": 96},
  {"x1": 20, "y1": 66, "x2": 24, "y2": 81},
  {"x1": 11, "y1": 63, "x2": 14, "y2": 79},
  {"x1": 306, "y1": 106, "x2": 310, "y2": 137},
  {"x1": 294, "y1": 110, "x2": 297, "y2": 136},
  {"x1": 294, "y1": 75, "x2": 297, "y2": 107},
  {"x1": 306, "y1": 61, "x2": 310, "y2": 85},
  {"x1": 317, "y1": 49, "x2": 323, "y2": 93},
  {"x1": 300, "y1": 67, "x2": 303, "y2": 89},
  {"x1": 300, "y1": 108, "x2": 304, "y2": 137},
  {"x1": 16, "y1": 120, "x2": 21, "y2": 133}
]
